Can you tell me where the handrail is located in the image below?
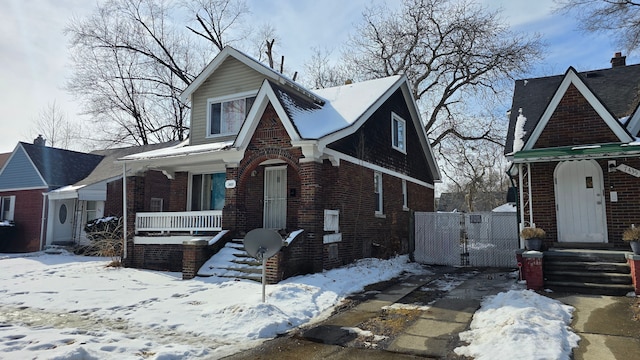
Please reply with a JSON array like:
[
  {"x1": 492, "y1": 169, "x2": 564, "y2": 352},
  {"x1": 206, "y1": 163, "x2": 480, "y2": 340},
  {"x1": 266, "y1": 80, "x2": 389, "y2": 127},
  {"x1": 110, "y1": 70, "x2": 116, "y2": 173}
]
[{"x1": 135, "y1": 210, "x2": 222, "y2": 234}]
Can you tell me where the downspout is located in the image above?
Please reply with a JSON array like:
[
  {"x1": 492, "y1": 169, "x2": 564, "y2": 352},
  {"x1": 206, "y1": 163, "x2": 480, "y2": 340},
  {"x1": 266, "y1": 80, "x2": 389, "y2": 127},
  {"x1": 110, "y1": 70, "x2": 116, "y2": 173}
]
[
  {"x1": 39, "y1": 192, "x2": 48, "y2": 251},
  {"x1": 122, "y1": 163, "x2": 128, "y2": 260},
  {"x1": 517, "y1": 163, "x2": 525, "y2": 249}
]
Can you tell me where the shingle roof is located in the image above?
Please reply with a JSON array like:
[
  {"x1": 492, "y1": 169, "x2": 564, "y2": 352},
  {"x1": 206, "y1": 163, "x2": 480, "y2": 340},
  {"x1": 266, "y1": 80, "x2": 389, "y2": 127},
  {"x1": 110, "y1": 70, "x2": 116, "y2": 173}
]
[
  {"x1": 0, "y1": 153, "x2": 10, "y2": 169},
  {"x1": 505, "y1": 63, "x2": 640, "y2": 155},
  {"x1": 20, "y1": 142, "x2": 104, "y2": 188}
]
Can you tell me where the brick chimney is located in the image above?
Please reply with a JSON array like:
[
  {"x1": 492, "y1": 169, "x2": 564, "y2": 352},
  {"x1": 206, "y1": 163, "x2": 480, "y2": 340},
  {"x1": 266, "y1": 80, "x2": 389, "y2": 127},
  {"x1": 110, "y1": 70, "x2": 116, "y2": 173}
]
[
  {"x1": 33, "y1": 134, "x2": 46, "y2": 146},
  {"x1": 611, "y1": 52, "x2": 626, "y2": 67}
]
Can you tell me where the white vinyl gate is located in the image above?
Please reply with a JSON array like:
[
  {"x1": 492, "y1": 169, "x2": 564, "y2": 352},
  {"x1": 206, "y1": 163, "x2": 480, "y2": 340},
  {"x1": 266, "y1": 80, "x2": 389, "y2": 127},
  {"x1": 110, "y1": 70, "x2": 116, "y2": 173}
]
[{"x1": 414, "y1": 212, "x2": 519, "y2": 267}]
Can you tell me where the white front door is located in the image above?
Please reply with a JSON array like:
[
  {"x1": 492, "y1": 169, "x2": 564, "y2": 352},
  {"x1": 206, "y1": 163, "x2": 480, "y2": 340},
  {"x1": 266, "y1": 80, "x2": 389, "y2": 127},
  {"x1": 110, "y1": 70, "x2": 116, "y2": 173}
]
[
  {"x1": 555, "y1": 160, "x2": 607, "y2": 243},
  {"x1": 53, "y1": 199, "x2": 75, "y2": 243},
  {"x1": 264, "y1": 166, "x2": 287, "y2": 229}
]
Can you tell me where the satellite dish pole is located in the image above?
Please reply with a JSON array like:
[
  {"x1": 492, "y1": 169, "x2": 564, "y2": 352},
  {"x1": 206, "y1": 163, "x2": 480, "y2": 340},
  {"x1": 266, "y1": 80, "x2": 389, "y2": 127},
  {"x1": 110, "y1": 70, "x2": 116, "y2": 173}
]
[{"x1": 243, "y1": 229, "x2": 283, "y2": 303}]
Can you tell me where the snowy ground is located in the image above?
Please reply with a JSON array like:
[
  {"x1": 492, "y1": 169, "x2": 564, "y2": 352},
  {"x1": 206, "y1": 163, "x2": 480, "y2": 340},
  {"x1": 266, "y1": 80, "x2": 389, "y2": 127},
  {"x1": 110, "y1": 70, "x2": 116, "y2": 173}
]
[{"x1": 0, "y1": 251, "x2": 581, "y2": 359}]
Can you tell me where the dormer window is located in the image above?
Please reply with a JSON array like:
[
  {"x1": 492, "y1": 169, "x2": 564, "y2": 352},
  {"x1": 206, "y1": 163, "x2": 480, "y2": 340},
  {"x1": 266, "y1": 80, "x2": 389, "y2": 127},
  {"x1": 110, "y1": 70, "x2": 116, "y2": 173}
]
[{"x1": 207, "y1": 93, "x2": 256, "y2": 137}]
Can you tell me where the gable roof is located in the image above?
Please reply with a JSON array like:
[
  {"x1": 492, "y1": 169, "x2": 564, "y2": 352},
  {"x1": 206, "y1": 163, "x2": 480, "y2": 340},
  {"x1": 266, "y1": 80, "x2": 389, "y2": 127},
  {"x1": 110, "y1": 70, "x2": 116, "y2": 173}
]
[
  {"x1": 124, "y1": 47, "x2": 441, "y2": 183},
  {"x1": 233, "y1": 76, "x2": 405, "y2": 150},
  {"x1": 0, "y1": 143, "x2": 104, "y2": 191},
  {"x1": 181, "y1": 46, "x2": 322, "y2": 106},
  {"x1": 506, "y1": 64, "x2": 640, "y2": 155},
  {"x1": 21, "y1": 143, "x2": 104, "y2": 188}
]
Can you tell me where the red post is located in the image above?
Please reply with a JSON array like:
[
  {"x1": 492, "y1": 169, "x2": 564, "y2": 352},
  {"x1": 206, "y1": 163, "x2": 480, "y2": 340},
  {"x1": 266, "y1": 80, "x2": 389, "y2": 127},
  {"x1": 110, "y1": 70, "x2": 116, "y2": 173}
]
[
  {"x1": 522, "y1": 251, "x2": 544, "y2": 291},
  {"x1": 627, "y1": 254, "x2": 640, "y2": 295}
]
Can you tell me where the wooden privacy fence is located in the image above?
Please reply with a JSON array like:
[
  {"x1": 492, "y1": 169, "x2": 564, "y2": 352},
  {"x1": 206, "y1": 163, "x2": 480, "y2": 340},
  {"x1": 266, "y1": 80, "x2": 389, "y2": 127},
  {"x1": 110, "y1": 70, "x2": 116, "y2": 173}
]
[{"x1": 414, "y1": 211, "x2": 519, "y2": 267}]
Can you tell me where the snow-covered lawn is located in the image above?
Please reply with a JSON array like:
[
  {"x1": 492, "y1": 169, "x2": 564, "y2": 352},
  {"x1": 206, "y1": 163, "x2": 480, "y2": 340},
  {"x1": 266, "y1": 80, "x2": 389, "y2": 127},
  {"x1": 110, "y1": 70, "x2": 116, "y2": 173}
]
[{"x1": 0, "y1": 251, "x2": 580, "y2": 360}]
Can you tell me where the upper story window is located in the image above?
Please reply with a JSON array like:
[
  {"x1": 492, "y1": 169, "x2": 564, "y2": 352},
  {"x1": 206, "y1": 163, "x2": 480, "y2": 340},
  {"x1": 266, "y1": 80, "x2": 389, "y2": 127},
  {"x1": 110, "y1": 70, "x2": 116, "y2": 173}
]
[
  {"x1": 391, "y1": 113, "x2": 406, "y2": 153},
  {"x1": 207, "y1": 94, "x2": 256, "y2": 137}
]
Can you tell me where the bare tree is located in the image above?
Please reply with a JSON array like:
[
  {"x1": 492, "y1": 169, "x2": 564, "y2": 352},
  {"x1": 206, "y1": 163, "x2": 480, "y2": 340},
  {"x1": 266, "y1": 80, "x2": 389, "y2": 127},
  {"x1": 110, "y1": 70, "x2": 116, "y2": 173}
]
[
  {"x1": 303, "y1": 47, "x2": 351, "y2": 88},
  {"x1": 441, "y1": 139, "x2": 509, "y2": 212},
  {"x1": 30, "y1": 100, "x2": 82, "y2": 150},
  {"x1": 342, "y1": 0, "x2": 543, "y2": 152},
  {"x1": 556, "y1": 0, "x2": 640, "y2": 54},
  {"x1": 65, "y1": 0, "x2": 250, "y2": 147},
  {"x1": 184, "y1": 0, "x2": 249, "y2": 50}
]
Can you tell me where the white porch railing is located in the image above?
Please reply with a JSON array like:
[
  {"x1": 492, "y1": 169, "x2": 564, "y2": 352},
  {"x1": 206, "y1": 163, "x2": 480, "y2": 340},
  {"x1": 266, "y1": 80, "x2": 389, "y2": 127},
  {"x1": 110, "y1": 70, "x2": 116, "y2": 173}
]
[{"x1": 135, "y1": 210, "x2": 222, "y2": 234}]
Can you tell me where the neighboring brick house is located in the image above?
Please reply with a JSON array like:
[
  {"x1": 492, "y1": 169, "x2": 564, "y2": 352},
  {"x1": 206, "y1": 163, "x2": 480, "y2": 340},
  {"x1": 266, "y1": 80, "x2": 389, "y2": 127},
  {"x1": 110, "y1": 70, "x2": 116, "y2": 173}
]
[
  {"x1": 505, "y1": 52, "x2": 640, "y2": 249},
  {"x1": 0, "y1": 138, "x2": 103, "y2": 252},
  {"x1": 45, "y1": 142, "x2": 178, "y2": 248},
  {"x1": 118, "y1": 46, "x2": 441, "y2": 279}
]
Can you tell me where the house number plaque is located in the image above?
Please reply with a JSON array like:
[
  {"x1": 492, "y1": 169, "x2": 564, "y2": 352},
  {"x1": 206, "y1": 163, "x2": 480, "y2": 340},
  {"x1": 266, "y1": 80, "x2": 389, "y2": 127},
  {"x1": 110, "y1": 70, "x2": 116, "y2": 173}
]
[
  {"x1": 225, "y1": 179, "x2": 236, "y2": 188},
  {"x1": 616, "y1": 164, "x2": 640, "y2": 177}
]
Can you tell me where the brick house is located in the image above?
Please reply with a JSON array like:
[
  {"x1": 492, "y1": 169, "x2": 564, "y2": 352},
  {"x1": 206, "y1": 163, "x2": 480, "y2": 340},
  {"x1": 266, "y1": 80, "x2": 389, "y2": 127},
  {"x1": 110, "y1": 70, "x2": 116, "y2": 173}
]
[
  {"x1": 117, "y1": 46, "x2": 441, "y2": 280},
  {"x1": 505, "y1": 52, "x2": 640, "y2": 250},
  {"x1": 0, "y1": 138, "x2": 103, "y2": 252}
]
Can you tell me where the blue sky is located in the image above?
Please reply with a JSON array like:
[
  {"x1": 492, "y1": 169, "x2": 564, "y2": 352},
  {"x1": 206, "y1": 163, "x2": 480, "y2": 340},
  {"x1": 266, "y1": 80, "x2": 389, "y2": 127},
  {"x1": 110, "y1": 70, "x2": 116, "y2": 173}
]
[{"x1": 0, "y1": 0, "x2": 632, "y2": 153}]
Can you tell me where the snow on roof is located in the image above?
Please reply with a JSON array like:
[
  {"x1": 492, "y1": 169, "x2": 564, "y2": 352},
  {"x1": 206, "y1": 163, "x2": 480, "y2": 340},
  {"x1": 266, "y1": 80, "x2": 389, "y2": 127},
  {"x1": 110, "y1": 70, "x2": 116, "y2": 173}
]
[
  {"x1": 492, "y1": 203, "x2": 516, "y2": 212},
  {"x1": 512, "y1": 109, "x2": 527, "y2": 153},
  {"x1": 281, "y1": 76, "x2": 403, "y2": 139},
  {"x1": 119, "y1": 139, "x2": 233, "y2": 161}
]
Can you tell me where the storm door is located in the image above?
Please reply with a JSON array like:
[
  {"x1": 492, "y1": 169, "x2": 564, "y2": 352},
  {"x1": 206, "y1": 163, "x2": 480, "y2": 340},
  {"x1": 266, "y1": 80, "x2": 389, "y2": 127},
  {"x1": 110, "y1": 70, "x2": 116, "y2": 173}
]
[
  {"x1": 554, "y1": 160, "x2": 607, "y2": 243},
  {"x1": 263, "y1": 166, "x2": 287, "y2": 229}
]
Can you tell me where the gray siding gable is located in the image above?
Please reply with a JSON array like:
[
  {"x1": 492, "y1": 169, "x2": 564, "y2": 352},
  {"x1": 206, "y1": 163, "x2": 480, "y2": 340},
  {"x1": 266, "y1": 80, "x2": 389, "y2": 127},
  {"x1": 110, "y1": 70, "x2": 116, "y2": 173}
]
[
  {"x1": 0, "y1": 146, "x2": 46, "y2": 190},
  {"x1": 190, "y1": 57, "x2": 268, "y2": 146}
]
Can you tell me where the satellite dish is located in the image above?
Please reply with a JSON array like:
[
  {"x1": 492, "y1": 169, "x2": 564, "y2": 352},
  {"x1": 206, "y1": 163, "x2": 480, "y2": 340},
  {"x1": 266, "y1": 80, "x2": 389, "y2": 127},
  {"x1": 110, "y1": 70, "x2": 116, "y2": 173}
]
[
  {"x1": 243, "y1": 228, "x2": 283, "y2": 260},
  {"x1": 243, "y1": 228, "x2": 284, "y2": 303}
]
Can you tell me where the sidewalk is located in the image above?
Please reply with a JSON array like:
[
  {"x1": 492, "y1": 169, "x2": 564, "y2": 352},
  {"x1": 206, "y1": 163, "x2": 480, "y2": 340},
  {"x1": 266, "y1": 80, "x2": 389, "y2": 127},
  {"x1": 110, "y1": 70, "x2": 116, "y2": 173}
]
[
  {"x1": 224, "y1": 268, "x2": 515, "y2": 359},
  {"x1": 223, "y1": 268, "x2": 640, "y2": 359},
  {"x1": 547, "y1": 293, "x2": 640, "y2": 360}
]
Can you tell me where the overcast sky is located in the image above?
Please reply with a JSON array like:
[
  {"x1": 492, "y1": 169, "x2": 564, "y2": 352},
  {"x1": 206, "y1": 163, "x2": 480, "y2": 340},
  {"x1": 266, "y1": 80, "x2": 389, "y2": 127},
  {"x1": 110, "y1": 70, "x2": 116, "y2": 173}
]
[{"x1": 0, "y1": 0, "x2": 628, "y2": 154}]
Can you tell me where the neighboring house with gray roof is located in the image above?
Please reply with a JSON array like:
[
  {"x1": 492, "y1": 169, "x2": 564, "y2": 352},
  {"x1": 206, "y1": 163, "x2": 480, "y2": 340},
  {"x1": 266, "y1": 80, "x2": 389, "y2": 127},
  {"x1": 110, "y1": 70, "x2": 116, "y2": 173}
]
[
  {"x1": 45, "y1": 142, "x2": 179, "y2": 248},
  {"x1": 117, "y1": 46, "x2": 441, "y2": 280},
  {"x1": 505, "y1": 52, "x2": 640, "y2": 250},
  {"x1": 0, "y1": 138, "x2": 103, "y2": 252}
]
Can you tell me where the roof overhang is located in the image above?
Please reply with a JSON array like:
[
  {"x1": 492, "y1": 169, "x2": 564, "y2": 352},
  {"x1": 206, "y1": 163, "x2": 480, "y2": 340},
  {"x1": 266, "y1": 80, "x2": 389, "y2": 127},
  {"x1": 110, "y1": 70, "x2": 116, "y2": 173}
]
[
  {"x1": 117, "y1": 141, "x2": 241, "y2": 174},
  {"x1": 513, "y1": 142, "x2": 640, "y2": 163}
]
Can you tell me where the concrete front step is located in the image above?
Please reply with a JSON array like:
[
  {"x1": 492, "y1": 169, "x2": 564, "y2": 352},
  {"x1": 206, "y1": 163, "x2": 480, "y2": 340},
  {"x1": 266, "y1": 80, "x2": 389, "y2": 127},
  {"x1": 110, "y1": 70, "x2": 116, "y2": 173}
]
[
  {"x1": 544, "y1": 270, "x2": 632, "y2": 285},
  {"x1": 544, "y1": 280, "x2": 634, "y2": 296},
  {"x1": 543, "y1": 249, "x2": 633, "y2": 296},
  {"x1": 545, "y1": 249, "x2": 628, "y2": 263},
  {"x1": 544, "y1": 261, "x2": 631, "y2": 274}
]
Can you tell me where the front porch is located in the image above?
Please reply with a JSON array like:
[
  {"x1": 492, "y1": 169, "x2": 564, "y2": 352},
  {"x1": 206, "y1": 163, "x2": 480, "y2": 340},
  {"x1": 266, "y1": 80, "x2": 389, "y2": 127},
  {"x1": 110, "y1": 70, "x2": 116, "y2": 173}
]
[{"x1": 134, "y1": 210, "x2": 223, "y2": 243}]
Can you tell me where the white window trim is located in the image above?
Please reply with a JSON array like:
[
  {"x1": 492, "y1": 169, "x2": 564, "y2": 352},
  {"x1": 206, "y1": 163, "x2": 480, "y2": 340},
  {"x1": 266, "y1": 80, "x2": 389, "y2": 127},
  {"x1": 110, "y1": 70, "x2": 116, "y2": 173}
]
[
  {"x1": 323, "y1": 209, "x2": 342, "y2": 244},
  {"x1": 206, "y1": 90, "x2": 258, "y2": 138},
  {"x1": 150, "y1": 198, "x2": 164, "y2": 212},
  {"x1": 391, "y1": 112, "x2": 407, "y2": 154},
  {"x1": 402, "y1": 179, "x2": 409, "y2": 211},
  {"x1": 1, "y1": 195, "x2": 15, "y2": 221},
  {"x1": 188, "y1": 172, "x2": 227, "y2": 211},
  {"x1": 374, "y1": 172, "x2": 384, "y2": 216}
]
